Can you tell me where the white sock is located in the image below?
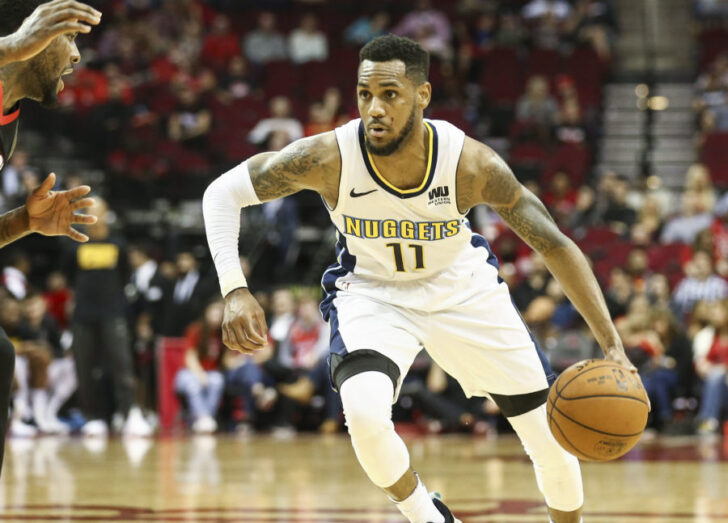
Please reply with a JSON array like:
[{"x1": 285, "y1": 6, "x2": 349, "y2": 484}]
[{"x1": 394, "y1": 479, "x2": 444, "y2": 523}]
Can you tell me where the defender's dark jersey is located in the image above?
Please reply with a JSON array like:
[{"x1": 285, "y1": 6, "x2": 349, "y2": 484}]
[{"x1": 0, "y1": 79, "x2": 20, "y2": 171}]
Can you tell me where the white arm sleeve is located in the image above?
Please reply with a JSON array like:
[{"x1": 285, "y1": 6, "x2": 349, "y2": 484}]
[{"x1": 202, "y1": 161, "x2": 262, "y2": 297}]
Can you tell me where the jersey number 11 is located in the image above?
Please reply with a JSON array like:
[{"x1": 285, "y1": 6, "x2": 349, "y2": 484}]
[{"x1": 386, "y1": 243, "x2": 425, "y2": 272}]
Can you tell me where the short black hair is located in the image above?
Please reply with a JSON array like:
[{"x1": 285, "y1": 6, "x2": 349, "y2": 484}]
[
  {"x1": 0, "y1": 0, "x2": 50, "y2": 37},
  {"x1": 359, "y1": 34, "x2": 430, "y2": 85}
]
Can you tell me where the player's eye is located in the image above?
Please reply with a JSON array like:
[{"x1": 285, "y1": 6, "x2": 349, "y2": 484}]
[
  {"x1": 358, "y1": 91, "x2": 370, "y2": 100},
  {"x1": 386, "y1": 90, "x2": 397, "y2": 99}
]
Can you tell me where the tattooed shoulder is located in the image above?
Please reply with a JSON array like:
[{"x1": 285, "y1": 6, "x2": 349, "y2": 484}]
[{"x1": 249, "y1": 133, "x2": 339, "y2": 202}]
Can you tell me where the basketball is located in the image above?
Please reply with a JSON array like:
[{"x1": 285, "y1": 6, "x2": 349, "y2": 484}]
[{"x1": 547, "y1": 359, "x2": 649, "y2": 462}]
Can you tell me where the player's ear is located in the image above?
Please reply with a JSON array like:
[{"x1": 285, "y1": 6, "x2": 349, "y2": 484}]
[{"x1": 416, "y1": 82, "x2": 431, "y2": 110}]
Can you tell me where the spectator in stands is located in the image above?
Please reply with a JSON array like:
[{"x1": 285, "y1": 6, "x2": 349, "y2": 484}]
[
  {"x1": 304, "y1": 87, "x2": 345, "y2": 136},
  {"x1": 344, "y1": 11, "x2": 390, "y2": 46},
  {"x1": 512, "y1": 254, "x2": 550, "y2": 311},
  {"x1": 695, "y1": 298, "x2": 728, "y2": 435},
  {"x1": 160, "y1": 251, "x2": 214, "y2": 337},
  {"x1": 243, "y1": 12, "x2": 287, "y2": 65},
  {"x1": 44, "y1": 272, "x2": 72, "y2": 331},
  {"x1": 471, "y1": 12, "x2": 498, "y2": 50},
  {"x1": 602, "y1": 174, "x2": 637, "y2": 234},
  {"x1": 515, "y1": 76, "x2": 559, "y2": 138},
  {"x1": 605, "y1": 266, "x2": 634, "y2": 319},
  {"x1": 65, "y1": 198, "x2": 151, "y2": 437},
  {"x1": 225, "y1": 338, "x2": 281, "y2": 433},
  {"x1": 660, "y1": 191, "x2": 713, "y2": 245},
  {"x1": 629, "y1": 307, "x2": 693, "y2": 432},
  {"x1": 496, "y1": 12, "x2": 528, "y2": 47},
  {"x1": 201, "y1": 14, "x2": 240, "y2": 73},
  {"x1": 218, "y1": 55, "x2": 257, "y2": 101},
  {"x1": 522, "y1": 0, "x2": 573, "y2": 21},
  {"x1": 542, "y1": 171, "x2": 577, "y2": 226},
  {"x1": 20, "y1": 292, "x2": 76, "y2": 434},
  {"x1": 277, "y1": 295, "x2": 341, "y2": 433},
  {"x1": 393, "y1": 0, "x2": 453, "y2": 60},
  {"x1": 554, "y1": 97, "x2": 587, "y2": 144},
  {"x1": 646, "y1": 273, "x2": 672, "y2": 310},
  {"x1": 631, "y1": 193, "x2": 664, "y2": 245},
  {"x1": 564, "y1": 0, "x2": 616, "y2": 59},
  {"x1": 288, "y1": 13, "x2": 329, "y2": 64},
  {"x1": 175, "y1": 300, "x2": 227, "y2": 433},
  {"x1": 0, "y1": 150, "x2": 29, "y2": 213},
  {"x1": 2, "y1": 250, "x2": 30, "y2": 300},
  {"x1": 248, "y1": 96, "x2": 304, "y2": 147},
  {"x1": 167, "y1": 84, "x2": 213, "y2": 151},
  {"x1": 684, "y1": 164, "x2": 716, "y2": 214},
  {"x1": 672, "y1": 250, "x2": 728, "y2": 320},
  {"x1": 268, "y1": 288, "x2": 296, "y2": 346}
]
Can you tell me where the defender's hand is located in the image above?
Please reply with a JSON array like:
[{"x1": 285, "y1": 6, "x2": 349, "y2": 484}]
[
  {"x1": 6, "y1": 0, "x2": 101, "y2": 63},
  {"x1": 27, "y1": 173, "x2": 96, "y2": 242},
  {"x1": 222, "y1": 288, "x2": 268, "y2": 354}
]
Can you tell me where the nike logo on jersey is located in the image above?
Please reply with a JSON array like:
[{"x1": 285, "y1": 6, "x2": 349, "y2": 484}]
[{"x1": 350, "y1": 188, "x2": 377, "y2": 198}]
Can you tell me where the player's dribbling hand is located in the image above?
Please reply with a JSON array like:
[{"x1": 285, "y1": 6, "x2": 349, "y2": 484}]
[
  {"x1": 604, "y1": 345, "x2": 651, "y2": 411},
  {"x1": 222, "y1": 287, "x2": 268, "y2": 354},
  {"x1": 5, "y1": 0, "x2": 101, "y2": 64},
  {"x1": 27, "y1": 173, "x2": 97, "y2": 242}
]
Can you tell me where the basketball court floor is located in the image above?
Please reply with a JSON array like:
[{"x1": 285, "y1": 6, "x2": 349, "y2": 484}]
[{"x1": 0, "y1": 433, "x2": 725, "y2": 522}]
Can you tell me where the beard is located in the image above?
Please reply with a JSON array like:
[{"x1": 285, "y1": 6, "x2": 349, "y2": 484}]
[
  {"x1": 365, "y1": 103, "x2": 417, "y2": 156},
  {"x1": 28, "y1": 59, "x2": 61, "y2": 108}
]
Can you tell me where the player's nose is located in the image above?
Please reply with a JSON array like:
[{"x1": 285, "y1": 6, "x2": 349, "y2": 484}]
[
  {"x1": 368, "y1": 98, "x2": 386, "y2": 118},
  {"x1": 70, "y1": 42, "x2": 81, "y2": 64}
]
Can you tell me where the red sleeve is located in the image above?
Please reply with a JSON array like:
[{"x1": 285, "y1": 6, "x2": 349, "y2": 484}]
[{"x1": 184, "y1": 323, "x2": 201, "y2": 352}]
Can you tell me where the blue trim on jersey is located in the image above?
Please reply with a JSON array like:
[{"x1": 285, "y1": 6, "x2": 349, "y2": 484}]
[
  {"x1": 470, "y1": 233, "x2": 555, "y2": 385},
  {"x1": 470, "y1": 232, "x2": 502, "y2": 282},
  {"x1": 357, "y1": 121, "x2": 439, "y2": 199},
  {"x1": 319, "y1": 230, "x2": 356, "y2": 322}
]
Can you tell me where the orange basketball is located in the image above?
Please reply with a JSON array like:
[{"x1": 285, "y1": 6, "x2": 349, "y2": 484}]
[{"x1": 547, "y1": 359, "x2": 649, "y2": 462}]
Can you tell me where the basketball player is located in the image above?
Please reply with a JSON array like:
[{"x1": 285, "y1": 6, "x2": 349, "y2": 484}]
[
  {"x1": 203, "y1": 35, "x2": 639, "y2": 523},
  {"x1": 0, "y1": 0, "x2": 101, "y2": 465}
]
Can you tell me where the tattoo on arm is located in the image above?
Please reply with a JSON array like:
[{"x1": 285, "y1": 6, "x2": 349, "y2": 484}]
[
  {"x1": 249, "y1": 141, "x2": 321, "y2": 202},
  {"x1": 481, "y1": 155, "x2": 567, "y2": 256}
]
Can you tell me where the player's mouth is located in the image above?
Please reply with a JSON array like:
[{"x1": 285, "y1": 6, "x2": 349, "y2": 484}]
[{"x1": 368, "y1": 125, "x2": 389, "y2": 139}]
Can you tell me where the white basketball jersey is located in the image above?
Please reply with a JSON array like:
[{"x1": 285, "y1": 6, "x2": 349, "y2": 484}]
[{"x1": 321, "y1": 118, "x2": 502, "y2": 317}]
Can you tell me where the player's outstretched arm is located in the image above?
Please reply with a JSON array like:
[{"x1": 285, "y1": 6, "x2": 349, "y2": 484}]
[
  {"x1": 0, "y1": 172, "x2": 96, "y2": 249},
  {"x1": 457, "y1": 138, "x2": 636, "y2": 372},
  {"x1": 0, "y1": 0, "x2": 101, "y2": 67},
  {"x1": 202, "y1": 132, "x2": 340, "y2": 354}
]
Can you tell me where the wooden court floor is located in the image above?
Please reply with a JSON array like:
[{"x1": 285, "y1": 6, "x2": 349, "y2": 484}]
[{"x1": 0, "y1": 433, "x2": 726, "y2": 522}]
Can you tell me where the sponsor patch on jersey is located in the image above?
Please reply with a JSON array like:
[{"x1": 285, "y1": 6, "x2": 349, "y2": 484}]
[{"x1": 427, "y1": 185, "x2": 451, "y2": 206}]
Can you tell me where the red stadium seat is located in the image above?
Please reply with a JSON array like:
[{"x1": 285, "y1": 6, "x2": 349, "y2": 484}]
[
  {"x1": 428, "y1": 107, "x2": 473, "y2": 135},
  {"x1": 526, "y1": 48, "x2": 562, "y2": 78},
  {"x1": 509, "y1": 142, "x2": 548, "y2": 180},
  {"x1": 700, "y1": 28, "x2": 728, "y2": 68},
  {"x1": 702, "y1": 132, "x2": 728, "y2": 187},
  {"x1": 263, "y1": 61, "x2": 303, "y2": 99},
  {"x1": 543, "y1": 142, "x2": 591, "y2": 185},
  {"x1": 480, "y1": 46, "x2": 523, "y2": 105}
]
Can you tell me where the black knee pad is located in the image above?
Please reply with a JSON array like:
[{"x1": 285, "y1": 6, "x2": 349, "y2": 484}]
[
  {"x1": 329, "y1": 350, "x2": 400, "y2": 394},
  {"x1": 489, "y1": 388, "x2": 549, "y2": 418}
]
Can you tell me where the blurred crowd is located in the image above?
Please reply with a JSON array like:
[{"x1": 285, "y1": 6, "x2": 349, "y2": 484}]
[{"x1": 0, "y1": 0, "x2": 727, "y2": 439}]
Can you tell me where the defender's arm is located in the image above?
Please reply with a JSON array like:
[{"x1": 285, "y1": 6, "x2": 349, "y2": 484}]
[{"x1": 457, "y1": 138, "x2": 632, "y2": 368}]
